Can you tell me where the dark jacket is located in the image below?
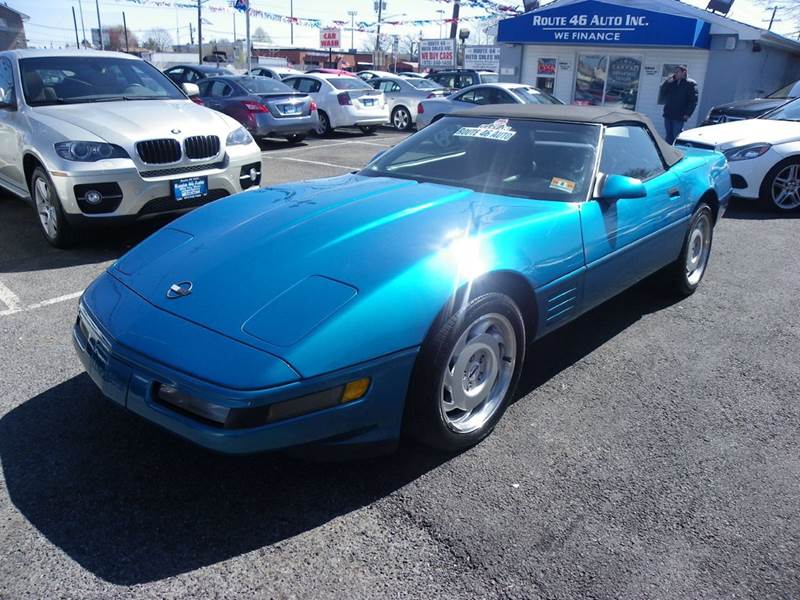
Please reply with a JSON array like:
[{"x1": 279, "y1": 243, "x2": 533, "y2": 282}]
[{"x1": 660, "y1": 77, "x2": 699, "y2": 120}]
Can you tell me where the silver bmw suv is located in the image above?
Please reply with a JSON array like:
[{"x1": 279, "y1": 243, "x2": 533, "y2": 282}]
[{"x1": 0, "y1": 49, "x2": 263, "y2": 248}]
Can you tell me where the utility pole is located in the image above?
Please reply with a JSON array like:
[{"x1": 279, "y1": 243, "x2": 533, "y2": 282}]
[
  {"x1": 95, "y1": 0, "x2": 104, "y2": 50},
  {"x1": 290, "y1": 0, "x2": 294, "y2": 45},
  {"x1": 72, "y1": 7, "x2": 80, "y2": 49},
  {"x1": 197, "y1": 0, "x2": 203, "y2": 64},
  {"x1": 449, "y1": 0, "x2": 460, "y2": 39},
  {"x1": 766, "y1": 6, "x2": 780, "y2": 31},
  {"x1": 246, "y1": 4, "x2": 251, "y2": 71},
  {"x1": 78, "y1": 0, "x2": 87, "y2": 47},
  {"x1": 376, "y1": 0, "x2": 384, "y2": 67},
  {"x1": 189, "y1": 22, "x2": 194, "y2": 46},
  {"x1": 123, "y1": 12, "x2": 129, "y2": 52},
  {"x1": 437, "y1": 9, "x2": 445, "y2": 38},
  {"x1": 233, "y1": 11, "x2": 236, "y2": 42}
]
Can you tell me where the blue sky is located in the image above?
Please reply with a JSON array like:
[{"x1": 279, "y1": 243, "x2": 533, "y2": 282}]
[{"x1": 6, "y1": 0, "x2": 795, "y2": 50}]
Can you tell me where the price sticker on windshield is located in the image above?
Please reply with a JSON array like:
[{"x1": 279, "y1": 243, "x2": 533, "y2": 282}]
[
  {"x1": 454, "y1": 119, "x2": 516, "y2": 142},
  {"x1": 549, "y1": 177, "x2": 576, "y2": 193}
]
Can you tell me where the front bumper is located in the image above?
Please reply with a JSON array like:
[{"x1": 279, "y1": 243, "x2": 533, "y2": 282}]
[
  {"x1": 727, "y1": 150, "x2": 778, "y2": 200},
  {"x1": 52, "y1": 143, "x2": 263, "y2": 221},
  {"x1": 73, "y1": 274, "x2": 417, "y2": 454}
]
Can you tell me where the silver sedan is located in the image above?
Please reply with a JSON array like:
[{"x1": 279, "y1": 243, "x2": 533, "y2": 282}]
[
  {"x1": 369, "y1": 76, "x2": 448, "y2": 131},
  {"x1": 416, "y1": 83, "x2": 562, "y2": 130}
]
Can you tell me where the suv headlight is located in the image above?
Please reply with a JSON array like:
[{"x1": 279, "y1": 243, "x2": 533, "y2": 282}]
[
  {"x1": 723, "y1": 143, "x2": 771, "y2": 161},
  {"x1": 226, "y1": 127, "x2": 253, "y2": 146},
  {"x1": 55, "y1": 141, "x2": 129, "y2": 162}
]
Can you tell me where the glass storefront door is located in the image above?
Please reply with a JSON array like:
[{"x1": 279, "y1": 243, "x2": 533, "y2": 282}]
[{"x1": 573, "y1": 54, "x2": 641, "y2": 110}]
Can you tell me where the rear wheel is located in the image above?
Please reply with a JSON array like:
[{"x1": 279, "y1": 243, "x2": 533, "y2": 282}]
[
  {"x1": 285, "y1": 133, "x2": 306, "y2": 144},
  {"x1": 406, "y1": 292, "x2": 525, "y2": 452},
  {"x1": 391, "y1": 106, "x2": 413, "y2": 131},
  {"x1": 359, "y1": 125, "x2": 377, "y2": 135},
  {"x1": 760, "y1": 158, "x2": 800, "y2": 212},
  {"x1": 662, "y1": 203, "x2": 713, "y2": 296},
  {"x1": 314, "y1": 111, "x2": 332, "y2": 136},
  {"x1": 30, "y1": 166, "x2": 75, "y2": 249}
]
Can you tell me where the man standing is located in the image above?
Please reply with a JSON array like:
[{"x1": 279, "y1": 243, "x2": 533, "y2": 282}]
[{"x1": 660, "y1": 66, "x2": 699, "y2": 144}]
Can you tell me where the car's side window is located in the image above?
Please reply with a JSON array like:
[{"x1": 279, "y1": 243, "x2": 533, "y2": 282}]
[
  {"x1": 0, "y1": 57, "x2": 15, "y2": 106},
  {"x1": 209, "y1": 81, "x2": 231, "y2": 97},
  {"x1": 294, "y1": 78, "x2": 320, "y2": 94},
  {"x1": 456, "y1": 90, "x2": 475, "y2": 104},
  {"x1": 600, "y1": 125, "x2": 666, "y2": 180},
  {"x1": 389, "y1": 82, "x2": 401, "y2": 93},
  {"x1": 492, "y1": 89, "x2": 516, "y2": 104},
  {"x1": 460, "y1": 74, "x2": 477, "y2": 88},
  {"x1": 166, "y1": 67, "x2": 184, "y2": 82},
  {"x1": 197, "y1": 80, "x2": 212, "y2": 96}
]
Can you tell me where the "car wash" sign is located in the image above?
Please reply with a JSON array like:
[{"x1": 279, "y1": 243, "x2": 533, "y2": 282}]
[{"x1": 498, "y1": 0, "x2": 711, "y2": 48}]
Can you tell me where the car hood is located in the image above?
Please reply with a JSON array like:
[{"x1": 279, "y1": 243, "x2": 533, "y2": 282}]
[
  {"x1": 710, "y1": 97, "x2": 787, "y2": 117},
  {"x1": 110, "y1": 174, "x2": 567, "y2": 370},
  {"x1": 678, "y1": 118, "x2": 800, "y2": 149},
  {"x1": 30, "y1": 99, "x2": 233, "y2": 142}
]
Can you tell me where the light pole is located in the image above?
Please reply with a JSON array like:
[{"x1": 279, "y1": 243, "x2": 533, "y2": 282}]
[
  {"x1": 95, "y1": 0, "x2": 103, "y2": 50},
  {"x1": 375, "y1": 0, "x2": 385, "y2": 67},
  {"x1": 348, "y1": 10, "x2": 357, "y2": 52},
  {"x1": 290, "y1": 0, "x2": 294, "y2": 45},
  {"x1": 436, "y1": 9, "x2": 445, "y2": 38}
]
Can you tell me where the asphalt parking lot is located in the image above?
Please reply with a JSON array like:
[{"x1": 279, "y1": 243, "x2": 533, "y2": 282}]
[{"x1": 1, "y1": 128, "x2": 799, "y2": 599}]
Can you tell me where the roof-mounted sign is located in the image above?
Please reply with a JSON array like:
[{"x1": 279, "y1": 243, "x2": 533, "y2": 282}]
[{"x1": 497, "y1": 0, "x2": 712, "y2": 48}]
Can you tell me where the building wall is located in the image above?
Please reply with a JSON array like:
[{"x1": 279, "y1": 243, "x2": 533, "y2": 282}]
[
  {"x1": 515, "y1": 43, "x2": 710, "y2": 135},
  {"x1": 699, "y1": 37, "x2": 800, "y2": 120},
  {"x1": 0, "y1": 7, "x2": 26, "y2": 51}
]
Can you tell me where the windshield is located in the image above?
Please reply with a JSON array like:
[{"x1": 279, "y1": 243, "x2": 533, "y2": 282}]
[
  {"x1": 239, "y1": 77, "x2": 294, "y2": 94},
  {"x1": 513, "y1": 87, "x2": 560, "y2": 105},
  {"x1": 408, "y1": 79, "x2": 442, "y2": 90},
  {"x1": 765, "y1": 98, "x2": 800, "y2": 121},
  {"x1": 20, "y1": 56, "x2": 184, "y2": 106},
  {"x1": 361, "y1": 116, "x2": 600, "y2": 201},
  {"x1": 479, "y1": 73, "x2": 499, "y2": 83},
  {"x1": 767, "y1": 81, "x2": 800, "y2": 99},
  {"x1": 329, "y1": 77, "x2": 371, "y2": 91}
]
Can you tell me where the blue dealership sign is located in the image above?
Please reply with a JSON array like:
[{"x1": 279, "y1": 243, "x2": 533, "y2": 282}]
[{"x1": 497, "y1": 0, "x2": 711, "y2": 48}]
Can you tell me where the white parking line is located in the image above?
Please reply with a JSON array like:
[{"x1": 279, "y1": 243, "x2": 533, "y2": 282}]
[
  {"x1": 0, "y1": 290, "x2": 82, "y2": 317},
  {"x1": 274, "y1": 156, "x2": 360, "y2": 170},
  {"x1": 0, "y1": 280, "x2": 22, "y2": 312}
]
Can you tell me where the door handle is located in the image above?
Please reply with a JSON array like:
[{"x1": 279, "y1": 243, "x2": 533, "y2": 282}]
[{"x1": 668, "y1": 187, "x2": 681, "y2": 199}]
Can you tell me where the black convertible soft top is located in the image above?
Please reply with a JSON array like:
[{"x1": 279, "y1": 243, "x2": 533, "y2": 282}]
[{"x1": 451, "y1": 104, "x2": 683, "y2": 167}]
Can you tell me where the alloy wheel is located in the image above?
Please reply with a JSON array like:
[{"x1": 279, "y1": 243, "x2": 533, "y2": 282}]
[
  {"x1": 393, "y1": 108, "x2": 410, "y2": 130},
  {"x1": 771, "y1": 163, "x2": 800, "y2": 210},
  {"x1": 439, "y1": 312, "x2": 517, "y2": 434},
  {"x1": 34, "y1": 176, "x2": 58, "y2": 240},
  {"x1": 685, "y1": 211, "x2": 712, "y2": 286}
]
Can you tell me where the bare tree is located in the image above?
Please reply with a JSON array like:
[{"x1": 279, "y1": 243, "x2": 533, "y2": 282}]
[
  {"x1": 752, "y1": 1, "x2": 800, "y2": 35},
  {"x1": 142, "y1": 28, "x2": 173, "y2": 52},
  {"x1": 360, "y1": 33, "x2": 391, "y2": 53},
  {"x1": 252, "y1": 27, "x2": 272, "y2": 43}
]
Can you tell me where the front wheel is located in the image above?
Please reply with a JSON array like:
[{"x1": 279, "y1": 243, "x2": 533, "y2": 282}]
[
  {"x1": 359, "y1": 125, "x2": 377, "y2": 135},
  {"x1": 662, "y1": 203, "x2": 713, "y2": 296},
  {"x1": 406, "y1": 292, "x2": 526, "y2": 452},
  {"x1": 30, "y1": 166, "x2": 76, "y2": 249},
  {"x1": 760, "y1": 158, "x2": 800, "y2": 212}
]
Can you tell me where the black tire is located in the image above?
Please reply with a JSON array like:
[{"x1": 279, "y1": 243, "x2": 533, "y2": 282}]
[
  {"x1": 30, "y1": 166, "x2": 76, "y2": 249},
  {"x1": 759, "y1": 157, "x2": 800, "y2": 213},
  {"x1": 662, "y1": 203, "x2": 714, "y2": 297},
  {"x1": 285, "y1": 133, "x2": 306, "y2": 144},
  {"x1": 406, "y1": 292, "x2": 526, "y2": 452},
  {"x1": 315, "y1": 111, "x2": 332, "y2": 136},
  {"x1": 391, "y1": 106, "x2": 413, "y2": 131},
  {"x1": 359, "y1": 125, "x2": 377, "y2": 135}
]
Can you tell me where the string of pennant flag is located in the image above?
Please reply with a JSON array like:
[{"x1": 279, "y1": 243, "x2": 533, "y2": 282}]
[{"x1": 115, "y1": 0, "x2": 518, "y2": 32}]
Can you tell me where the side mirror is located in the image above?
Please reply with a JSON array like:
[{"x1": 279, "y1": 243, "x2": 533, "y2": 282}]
[
  {"x1": 182, "y1": 82, "x2": 200, "y2": 97},
  {"x1": 597, "y1": 174, "x2": 647, "y2": 200},
  {"x1": 0, "y1": 87, "x2": 15, "y2": 110}
]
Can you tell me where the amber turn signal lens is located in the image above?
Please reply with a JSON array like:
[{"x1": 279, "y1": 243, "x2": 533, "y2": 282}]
[{"x1": 342, "y1": 378, "x2": 370, "y2": 403}]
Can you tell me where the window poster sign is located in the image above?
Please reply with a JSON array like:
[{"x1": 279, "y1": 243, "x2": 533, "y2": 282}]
[
  {"x1": 537, "y1": 58, "x2": 557, "y2": 75},
  {"x1": 498, "y1": 0, "x2": 712, "y2": 48}
]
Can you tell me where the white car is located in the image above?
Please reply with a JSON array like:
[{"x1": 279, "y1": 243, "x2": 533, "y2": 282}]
[
  {"x1": 677, "y1": 98, "x2": 800, "y2": 212},
  {"x1": 356, "y1": 70, "x2": 395, "y2": 82},
  {"x1": 283, "y1": 73, "x2": 388, "y2": 136},
  {"x1": 0, "y1": 49, "x2": 262, "y2": 248},
  {"x1": 248, "y1": 66, "x2": 303, "y2": 80}
]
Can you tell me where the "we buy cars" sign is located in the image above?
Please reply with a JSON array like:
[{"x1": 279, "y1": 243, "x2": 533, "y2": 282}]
[
  {"x1": 419, "y1": 39, "x2": 456, "y2": 69},
  {"x1": 320, "y1": 28, "x2": 341, "y2": 49}
]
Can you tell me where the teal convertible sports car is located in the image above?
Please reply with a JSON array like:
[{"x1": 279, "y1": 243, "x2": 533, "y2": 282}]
[{"x1": 74, "y1": 105, "x2": 731, "y2": 454}]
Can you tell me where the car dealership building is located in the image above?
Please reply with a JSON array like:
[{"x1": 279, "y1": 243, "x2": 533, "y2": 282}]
[{"x1": 497, "y1": 0, "x2": 800, "y2": 134}]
